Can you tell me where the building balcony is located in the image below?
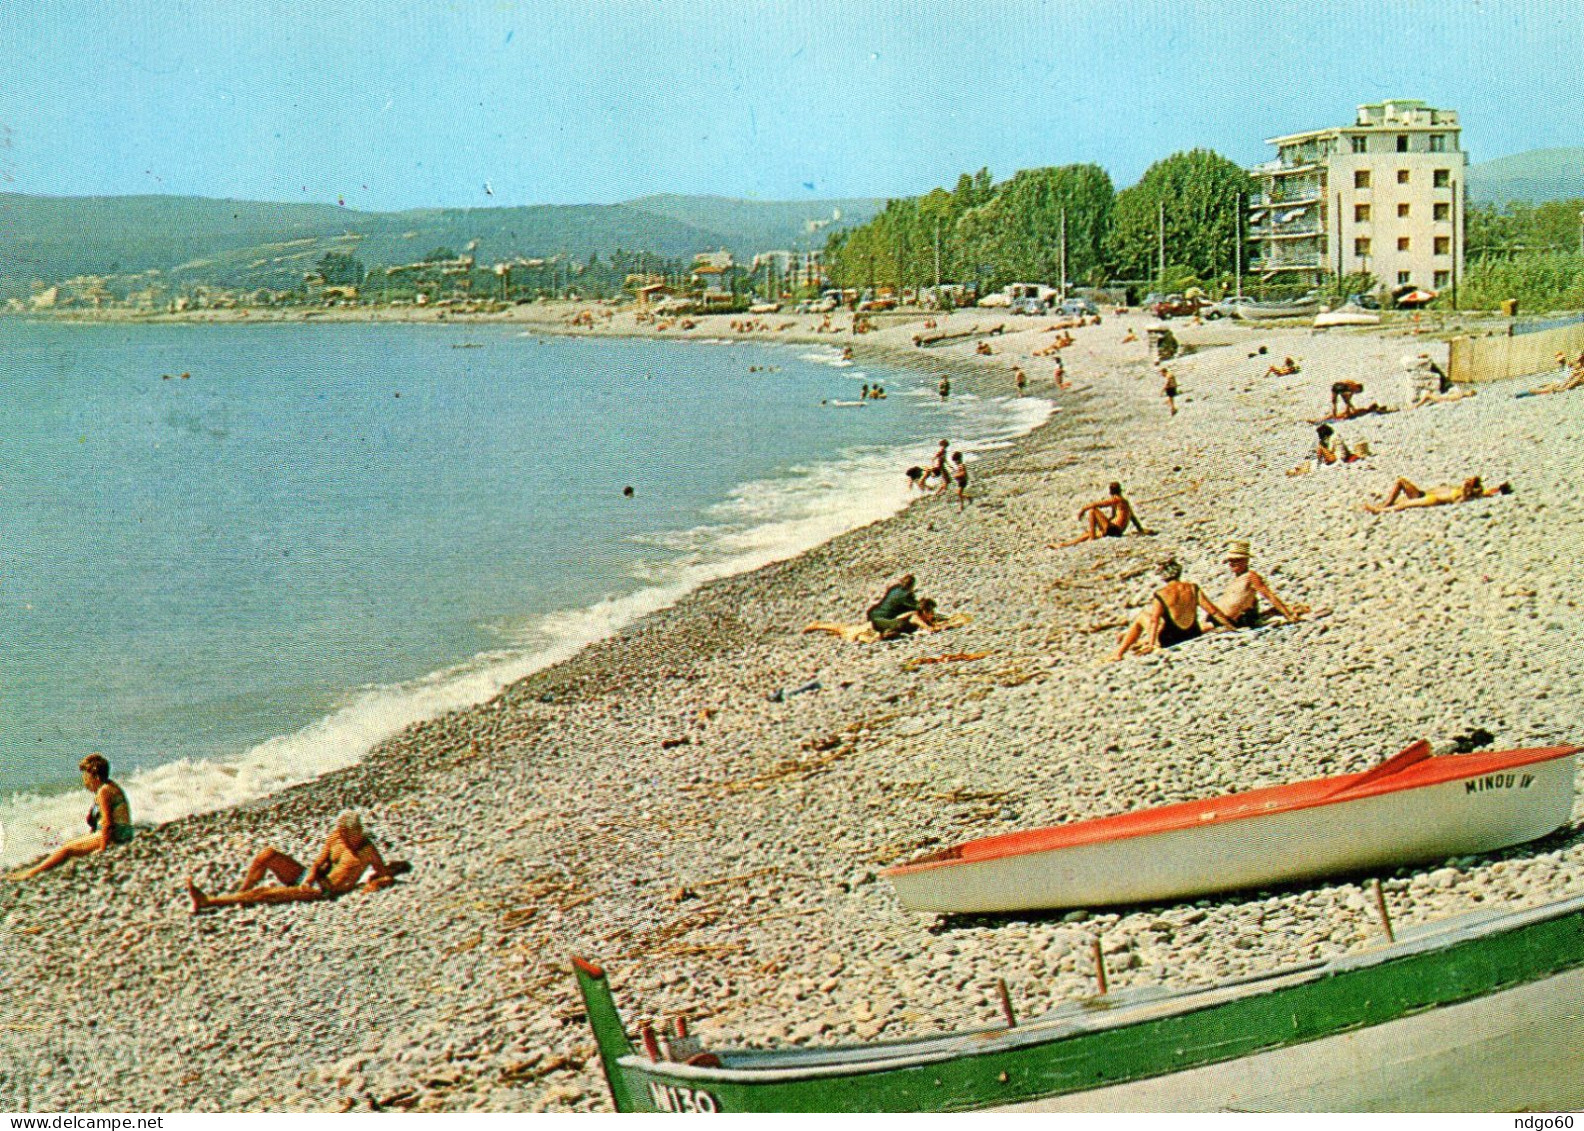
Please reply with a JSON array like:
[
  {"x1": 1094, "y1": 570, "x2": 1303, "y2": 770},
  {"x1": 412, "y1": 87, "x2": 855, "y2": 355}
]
[
  {"x1": 1248, "y1": 254, "x2": 1324, "y2": 271},
  {"x1": 1248, "y1": 226, "x2": 1325, "y2": 240},
  {"x1": 1251, "y1": 160, "x2": 1320, "y2": 177}
]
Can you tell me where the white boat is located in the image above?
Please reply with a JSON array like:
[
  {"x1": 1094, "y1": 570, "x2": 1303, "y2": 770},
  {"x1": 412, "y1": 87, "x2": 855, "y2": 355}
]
[
  {"x1": 1314, "y1": 307, "x2": 1382, "y2": 328},
  {"x1": 882, "y1": 742, "x2": 1578, "y2": 913},
  {"x1": 1233, "y1": 296, "x2": 1322, "y2": 320}
]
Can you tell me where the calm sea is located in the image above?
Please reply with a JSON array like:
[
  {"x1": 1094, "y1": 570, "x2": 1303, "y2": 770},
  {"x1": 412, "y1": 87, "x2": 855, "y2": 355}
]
[{"x1": 0, "y1": 319, "x2": 1048, "y2": 863}]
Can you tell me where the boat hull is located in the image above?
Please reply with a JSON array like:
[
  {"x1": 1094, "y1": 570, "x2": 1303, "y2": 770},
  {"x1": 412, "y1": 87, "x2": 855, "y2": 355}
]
[
  {"x1": 576, "y1": 893, "x2": 1584, "y2": 1112},
  {"x1": 885, "y1": 750, "x2": 1575, "y2": 913},
  {"x1": 1004, "y1": 961, "x2": 1584, "y2": 1112}
]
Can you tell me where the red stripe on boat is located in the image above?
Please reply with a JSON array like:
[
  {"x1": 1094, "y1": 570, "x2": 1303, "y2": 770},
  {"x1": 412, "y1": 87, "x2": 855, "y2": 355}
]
[{"x1": 883, "y1": 745, "x2": 1579, "y2": 875}]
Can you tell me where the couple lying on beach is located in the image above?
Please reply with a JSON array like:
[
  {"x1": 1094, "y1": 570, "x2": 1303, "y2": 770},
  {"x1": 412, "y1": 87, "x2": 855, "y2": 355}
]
[
  {"x1": 804, "y1": 573, "x2": 968, "y2": 643},
  {"x1": 1109, "y1": 543, "x2": 1306, "y2": 662}
]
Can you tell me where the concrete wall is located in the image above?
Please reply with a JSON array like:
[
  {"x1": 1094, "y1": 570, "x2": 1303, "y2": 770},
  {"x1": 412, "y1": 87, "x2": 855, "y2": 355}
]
[{"x1": 1448, "y1": 322, "x2": 1584, "y2": 384}]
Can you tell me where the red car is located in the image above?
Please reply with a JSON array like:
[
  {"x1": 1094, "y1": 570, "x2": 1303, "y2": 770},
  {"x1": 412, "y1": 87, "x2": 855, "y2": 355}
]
[{"x1": 1149, "y1": 294, "x2": 1205, "y2": 319}]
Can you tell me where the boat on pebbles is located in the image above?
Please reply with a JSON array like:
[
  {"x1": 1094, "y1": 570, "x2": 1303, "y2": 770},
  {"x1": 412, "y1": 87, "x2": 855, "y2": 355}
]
[
  {"x1": 574, "y1": 888, "x2": 1584, "y2": 1111},
  {"x1": 882, "y1": 742, "x2": 1577, "y2": 914}
]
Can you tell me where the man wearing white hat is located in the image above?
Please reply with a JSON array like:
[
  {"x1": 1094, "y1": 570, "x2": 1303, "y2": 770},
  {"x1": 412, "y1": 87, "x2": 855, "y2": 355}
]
[{"x1": 1216, "y1": 540, "x2": 1303, "y2": 629}]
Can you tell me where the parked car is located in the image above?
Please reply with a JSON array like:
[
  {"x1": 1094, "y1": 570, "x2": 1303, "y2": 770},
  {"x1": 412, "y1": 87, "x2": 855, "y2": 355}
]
[
  {"x1": 1150, "y1": 294, "x2": 1204, "y2": 319},
  {"x1": 1202, "y1": 297, "x2": 1240, "y2": 320},
  {"x1": 1058, "y1": 297, "x2": 1098, "y2": 317},
  {"x1": 1011, "y1": 296, "x2": 1045, "y2": 316}
]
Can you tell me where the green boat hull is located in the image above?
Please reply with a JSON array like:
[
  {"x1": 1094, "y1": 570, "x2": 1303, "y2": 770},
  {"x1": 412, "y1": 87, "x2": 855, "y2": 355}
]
[{"x1": 574, "y1": 893, "x2": 1584, "y2": 1112}]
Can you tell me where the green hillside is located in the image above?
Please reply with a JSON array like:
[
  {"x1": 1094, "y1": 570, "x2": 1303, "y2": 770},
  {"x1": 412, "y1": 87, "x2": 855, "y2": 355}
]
[
  {"x1": 0, "y1": 192, "x2": 883, "y2": 298},
  {"x1": 1467, "y1": 147, "x2": 1584, "y2": 204}
]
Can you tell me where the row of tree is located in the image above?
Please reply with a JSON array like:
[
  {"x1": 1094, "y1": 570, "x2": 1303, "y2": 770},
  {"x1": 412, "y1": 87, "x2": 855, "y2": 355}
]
[{"x1": 823, "y1": 150, "x2": 1254, "y2": 294}]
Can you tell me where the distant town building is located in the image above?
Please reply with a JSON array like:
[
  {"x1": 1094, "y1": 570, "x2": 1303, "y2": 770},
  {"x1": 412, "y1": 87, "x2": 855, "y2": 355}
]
[{"x1": 1249, "y1": 100, "x2": 1466, "y2": 295}]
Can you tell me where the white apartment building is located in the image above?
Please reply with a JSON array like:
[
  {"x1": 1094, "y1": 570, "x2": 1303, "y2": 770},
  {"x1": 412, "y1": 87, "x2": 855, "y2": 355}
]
[{"x1": 1248, "y1": 100, "x2": 1466, "y2": 294}]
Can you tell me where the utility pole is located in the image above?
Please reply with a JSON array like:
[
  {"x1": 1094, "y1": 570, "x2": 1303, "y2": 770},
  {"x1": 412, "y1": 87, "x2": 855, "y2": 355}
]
[
  {"x1": 1233, "y1": 192, "x2": 1242, "y2": 298},
  {"x1": 934, "y1": 219, "x2": 942, "y2": 288},
  {"x1": 1157, "y1": 199, "x2": 1166, "y2": 282},
  {"x1": 1059, "y1": 209, "x2": 1068, "y2": 298}
]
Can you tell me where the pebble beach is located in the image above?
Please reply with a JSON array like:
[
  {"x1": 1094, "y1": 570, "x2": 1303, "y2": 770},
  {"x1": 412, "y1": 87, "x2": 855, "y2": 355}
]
[{"x1": 3, "y1": 305, "x2": 1582, "y2": 1112}]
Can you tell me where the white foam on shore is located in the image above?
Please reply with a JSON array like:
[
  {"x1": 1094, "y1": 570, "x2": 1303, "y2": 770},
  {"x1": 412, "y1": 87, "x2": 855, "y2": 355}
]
[
  {"x1": 0, "y1": 394, "x2": 1053, "y2": 868},
  {"x1": 797, "y1": 347, "x2": 853, "y2": 368}
]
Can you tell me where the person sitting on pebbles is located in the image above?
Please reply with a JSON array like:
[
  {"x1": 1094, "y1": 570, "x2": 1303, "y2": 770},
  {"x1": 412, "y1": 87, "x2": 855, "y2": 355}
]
[
  {"x1": 1214, "y1": 540, "x2": 1306, "y2": 629},
  {"x1": 186, "y1": 811, "x2": 408, "y2": 914},
  {"x1": 865, "y1": 573, "x2": 942, "y2": 639},
  {"x1": 1264, "y1": 355, "x2": 1300, "y2": 378},
  {"x1": 1363, "y1": 476, "x2": 1512, "y2": 514},
  {"x1": 1108, "y1": 557, "x2": 1239, "y2": 662},
  {"x1": 8, "y1": 754, "x2": 134, "y2": 881},
  {"x1": 1054, "y1": 482, "x2": 1151, "y2": 547},
  {"x1": 1288, "y1": 422, "x2": 1368, "y2": 475}
]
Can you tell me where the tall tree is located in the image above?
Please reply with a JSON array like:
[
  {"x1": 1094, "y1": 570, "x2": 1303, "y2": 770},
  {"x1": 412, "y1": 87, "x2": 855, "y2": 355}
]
[
  {"x1": 1107, "y1": 150, "x2": 1252, "y2": 282},
  {"x1": 954, "y1": 165, "x2": 1114, "y2": 289}
]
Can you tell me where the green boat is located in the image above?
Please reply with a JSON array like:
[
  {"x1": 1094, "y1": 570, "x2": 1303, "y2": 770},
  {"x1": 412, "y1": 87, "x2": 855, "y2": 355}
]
[{"x1": 574, "y1": 891, "x2": 1584, "y2": 1112}]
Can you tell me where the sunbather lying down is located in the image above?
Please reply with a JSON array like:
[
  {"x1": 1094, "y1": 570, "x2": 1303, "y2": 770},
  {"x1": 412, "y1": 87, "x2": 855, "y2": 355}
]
[
  {"x1": 187, "y1": 812, "x2": 408, "y2": 914},
  {"x1": 1363, "y1": 476, "x2": 1512, "y2": 514}
]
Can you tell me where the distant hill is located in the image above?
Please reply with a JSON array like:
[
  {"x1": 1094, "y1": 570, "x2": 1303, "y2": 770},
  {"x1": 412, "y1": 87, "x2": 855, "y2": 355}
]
[
  {"x1": 0, "y1": 192, "x2": 883, "y2": 297},
  {"x1": 1467, "y1": 148, "x2": 1584, "y2": 204}
]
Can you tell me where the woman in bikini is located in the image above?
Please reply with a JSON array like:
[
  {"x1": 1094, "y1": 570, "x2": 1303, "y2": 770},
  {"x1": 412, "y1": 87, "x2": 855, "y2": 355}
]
[
  {"x1": 9, "y1": 754, "x2": 134, "y2": 880},
  {"x1": 1108, "y1": 558, "x2": 1238, "y2": 662},
  {"x1": 1363, "y1": 476, "x2": 1512, "y2": 514}
]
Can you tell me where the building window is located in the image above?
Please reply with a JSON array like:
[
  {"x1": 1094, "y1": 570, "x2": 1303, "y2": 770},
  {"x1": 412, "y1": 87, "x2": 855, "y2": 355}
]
[
  {"x1": 1429, "y1": 135, "x2": 1446, "y2": 152},
  {"x1": 1435, "y1": 236, "x2": 1451, "y2": 255},
  {"x1": 1355, "y1": 170, "x2": 1371, "y2": 189},
  {"x1": 1396, "y1": 134, "x2": 1409, "y2": 152},
  {"x1": 1434, "y1": 169, "x2": 1451, "y2": 188},
  {"x1": 1355, "y1": 204, "x2": 1371, "y2": 222},
  {"x1": 1434, "y1": 270, "x2": 1451, "y2": 288},
  {"x1": 1351, "y1": 136, "x2": 1367, "y2": 154},
  {"x1": 1355, "y1": 237, "x2": 1371, "y2": 256},
  {"x1": 1398, "y1": 237, "x2": 1411, "y2": 252},
  {"x1": 1397, "y1": 202, "x2": 1411, "y2": 218},
  {"x1": 1434, "y1": 202, "x2": 1451, "y2": 221},
  {"x1": 1397, "y1": 169, "x2": 1411, "y2": 184},
  {"x1": 1398, "y1": 270, "x2": 1412, "y2": 285}
]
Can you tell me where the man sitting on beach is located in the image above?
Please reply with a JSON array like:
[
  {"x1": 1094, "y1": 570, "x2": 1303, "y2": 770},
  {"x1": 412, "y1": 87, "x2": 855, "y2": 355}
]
[
  {"x1": 1265, "y1": 356, "x2": 1300, "y2": 378},
  {"x1": 1054, "y1": 482, "x2": 1150, "y2": 547},
  {"x1": 1215, "y1": 541, "x2": 1304, "y2": 628},
  {"x1": 1363, "y1": 476, "x2": 1512, "y2": 514},
  {"x1": 186, "y1": 811, "x2": 408, "y2": 914}
]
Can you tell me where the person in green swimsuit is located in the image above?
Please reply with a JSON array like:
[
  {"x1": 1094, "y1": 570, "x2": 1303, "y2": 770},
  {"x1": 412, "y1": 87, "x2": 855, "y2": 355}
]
[{"x1": 8, "y1": 753, "x2": 133, "y2": 880}]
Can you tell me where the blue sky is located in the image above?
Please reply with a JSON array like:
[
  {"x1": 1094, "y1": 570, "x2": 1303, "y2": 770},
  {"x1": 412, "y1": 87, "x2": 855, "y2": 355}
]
[{"x1": 0, "y1": 0, "x2": 1577, "y2": 210}]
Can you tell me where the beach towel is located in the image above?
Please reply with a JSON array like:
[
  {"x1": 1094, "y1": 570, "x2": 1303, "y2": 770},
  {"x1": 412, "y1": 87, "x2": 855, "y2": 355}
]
[{"x1": 802, "y1": 613, "x2": 972, "y2": 644}]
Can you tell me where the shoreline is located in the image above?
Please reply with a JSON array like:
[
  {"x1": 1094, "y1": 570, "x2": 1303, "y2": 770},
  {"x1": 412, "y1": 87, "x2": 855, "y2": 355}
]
[
  {"x1": 0, "y1": 321, "x2": 1047, "y2": 866},
  {"x1": 3, "y1": 306, "x2": 1582, "y2": 1112}
]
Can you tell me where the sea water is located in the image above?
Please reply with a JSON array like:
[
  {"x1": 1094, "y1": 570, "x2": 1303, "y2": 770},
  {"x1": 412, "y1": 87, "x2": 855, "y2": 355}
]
[{"x1": 0, "y1": 320, "x2": 1049, "y2": 864}]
